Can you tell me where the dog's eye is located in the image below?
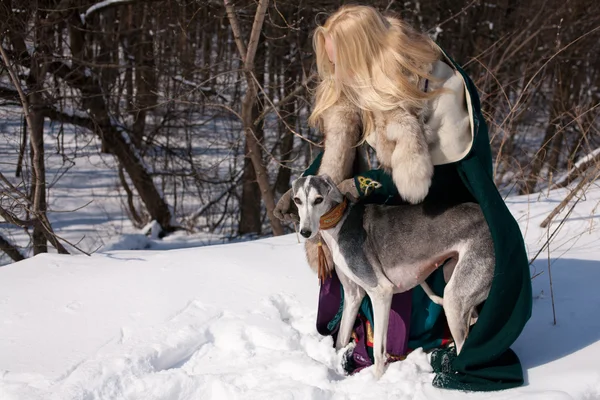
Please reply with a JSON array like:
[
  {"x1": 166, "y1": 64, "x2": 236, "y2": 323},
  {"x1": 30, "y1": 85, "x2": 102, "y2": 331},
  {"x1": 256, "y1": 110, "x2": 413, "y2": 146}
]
[
  {"x1": 293, "y1": 197, "x2": 302, "y2": 205},
  {"x1": 314, "y1": 197, "x2": 323, "y2": 205}
]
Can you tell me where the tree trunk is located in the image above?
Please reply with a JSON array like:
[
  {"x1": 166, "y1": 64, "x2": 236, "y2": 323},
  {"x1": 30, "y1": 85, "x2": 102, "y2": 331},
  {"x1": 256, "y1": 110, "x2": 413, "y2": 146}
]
[
  {"x1": 29, "y1": 14, "x2": 49, "y2": 254},
  {"x1": 239, "y1": 137, "x2": 263, "y2": 235},
  {"x1": 224, "y1": 0, "x2": 283, "y2": 236},
  {"x1": 15, "y1": 114, "x2": 27, "y2": 178},
  {"x1": 131, "y1": 3, "x2": 157, "y2": 149},
  {"x1": 201, "y1": 9, "x2": 212, "y2": 84},
  {"x1": 29, "y1": 88, "x2": 48, "y2": 255},
  {"x1": 239, "y1": 35, "x2": 265, "y2": 235}
]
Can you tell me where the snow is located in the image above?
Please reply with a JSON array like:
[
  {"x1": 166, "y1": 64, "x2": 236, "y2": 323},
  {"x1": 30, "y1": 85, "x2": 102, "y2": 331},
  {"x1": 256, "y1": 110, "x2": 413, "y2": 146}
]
[
  {"x1": 576, "y1": 147, "x2": 600, "y2": 167},
  {"x1": 81, "y1": 0, "x2": 131, "y2": 25},
  {"x1": 552, "y1": 147, "x2": 600, "y2": 188},
  {"x1": 173, "y1": 75, "x2": 213, "y2": 93},
  {"x1": 431, "y1": 26, "x2": 443, "y2": 41},
  {"x1": 1, "y1": 181, "x2": 600, "y2": 399}
]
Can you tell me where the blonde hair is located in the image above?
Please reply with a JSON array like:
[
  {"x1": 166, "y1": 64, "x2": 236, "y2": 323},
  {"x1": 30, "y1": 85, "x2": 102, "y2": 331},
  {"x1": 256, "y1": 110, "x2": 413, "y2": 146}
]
[{"x1": 309, "y1": 5, "x2": 442, "y2": 138}]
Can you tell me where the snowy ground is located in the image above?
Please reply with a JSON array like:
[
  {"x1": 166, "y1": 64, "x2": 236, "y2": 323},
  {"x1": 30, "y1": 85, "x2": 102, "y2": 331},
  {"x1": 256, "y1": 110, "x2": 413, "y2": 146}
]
[
  {"x1": 1, "y1": 181, "x2": 600, "y2": 399},
  {"x1": 2, "y1": 108, "x2": 600, "y2": 399}
]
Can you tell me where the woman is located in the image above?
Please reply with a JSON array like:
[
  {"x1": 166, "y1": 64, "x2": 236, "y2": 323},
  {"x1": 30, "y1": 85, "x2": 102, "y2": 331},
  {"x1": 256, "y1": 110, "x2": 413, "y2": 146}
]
[{"x1": 275, "y1": 5, "x2": 531, "y2": 391}]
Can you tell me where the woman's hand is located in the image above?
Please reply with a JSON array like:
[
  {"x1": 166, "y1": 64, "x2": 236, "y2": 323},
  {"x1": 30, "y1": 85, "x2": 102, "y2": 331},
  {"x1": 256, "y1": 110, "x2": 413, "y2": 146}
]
[
  {"x1": 274, "y1": 189, "x2": 299, "y2": 223},
  {"x1": 337, "y1": 178, "x2": 360, "y2": 203}
]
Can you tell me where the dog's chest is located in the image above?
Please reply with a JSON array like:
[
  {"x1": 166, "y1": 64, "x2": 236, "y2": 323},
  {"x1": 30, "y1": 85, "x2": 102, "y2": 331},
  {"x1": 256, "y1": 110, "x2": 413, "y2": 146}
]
[{"x1": 320, "y1": 206, "x2": 378, "y2": 288}]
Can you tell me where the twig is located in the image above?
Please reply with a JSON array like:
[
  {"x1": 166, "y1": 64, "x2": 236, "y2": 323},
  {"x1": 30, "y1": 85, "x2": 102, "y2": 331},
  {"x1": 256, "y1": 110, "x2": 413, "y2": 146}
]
[
  {"x1": 199, "y1": 102, "x2": 243, "y2": 122},
  {"x1": 384, "y1": 0, "x2": 395, "y2": 12},
  {"x1": 529, "y1": 195, "x2": 581, "y2": 266},
  {"x1": 427, "y1": 0, "x2": 478, "y2": 33},
  {"x1": 250, "y1": 72, "x2": 320, "y2": 147},
  {"x1": 540, "y1": 166, "x2": 598, "y2": 228},
  {"x1": 551, "y1": 145, "x2": 600, "y2": 189},
  {"x1": 254, "y1": 72, "x2": 317, "y2": 126},
  {"x1": 502, "y1": 25, "x2": 600, "y2": 130},
  {"x1": 42, "y1": 223, "x2": 90, "y2": 256},
  {"x1": 547, "y1": 225, "x2": 557, "y2": 325},
  {"x1": 188, "y1": 185, "x2": 235, "y2": 224},
  {"x1": 0, "y1": 206, "x2": 34, "y2": 227},
  {"x1": 0, "y1": 45, "x2": 33, "y2": 135},
  {"x1": 246, "y1": 113, "x2": 311, "y2": 172},
  {"x1": 531, "y1": 270, "x2": 544, "y2": 280}
]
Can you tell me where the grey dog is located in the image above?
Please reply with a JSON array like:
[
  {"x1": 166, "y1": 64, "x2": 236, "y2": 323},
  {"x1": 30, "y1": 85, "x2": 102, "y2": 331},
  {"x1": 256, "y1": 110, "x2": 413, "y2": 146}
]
[{"x1": 291, "y1": 174, "x2": 495, "y2": 378}]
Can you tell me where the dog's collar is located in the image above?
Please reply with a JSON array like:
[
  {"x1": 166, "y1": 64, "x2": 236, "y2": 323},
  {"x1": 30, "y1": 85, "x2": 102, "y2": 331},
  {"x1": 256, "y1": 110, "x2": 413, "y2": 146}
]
[{"x1": 319, "y1": 198, "x2": 348, "y2": 230}]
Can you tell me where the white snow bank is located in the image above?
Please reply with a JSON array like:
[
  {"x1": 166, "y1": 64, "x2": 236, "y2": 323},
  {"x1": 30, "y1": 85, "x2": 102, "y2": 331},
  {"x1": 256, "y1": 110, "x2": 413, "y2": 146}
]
[{"x1": 1, "y1": 185, "x2": 600, "y2": 399}]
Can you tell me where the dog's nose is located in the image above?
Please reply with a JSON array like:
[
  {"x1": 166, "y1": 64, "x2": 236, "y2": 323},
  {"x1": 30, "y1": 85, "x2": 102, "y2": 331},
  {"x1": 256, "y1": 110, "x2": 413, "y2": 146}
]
[{"x1": 300, "y1": 229, "x2": 312, "y2": 238}]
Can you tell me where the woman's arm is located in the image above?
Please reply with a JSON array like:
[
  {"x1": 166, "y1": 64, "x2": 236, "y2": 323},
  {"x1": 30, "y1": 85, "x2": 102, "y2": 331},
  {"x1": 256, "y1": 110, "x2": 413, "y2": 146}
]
[
  {"x1": 314, "y1": 96, "x2": 362, "y2": 184},
  {"x1": 304, "y1": 152, "x2": 400, "y2": 204}
]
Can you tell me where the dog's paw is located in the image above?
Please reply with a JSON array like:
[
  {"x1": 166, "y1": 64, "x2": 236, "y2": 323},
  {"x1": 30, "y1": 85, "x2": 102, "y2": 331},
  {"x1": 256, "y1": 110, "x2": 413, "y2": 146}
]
[
  {"x1": 372, "y1": 362, "x2": 386, "y2": 380},
  {"x1": 334, "y1": 341, "x2": 356, "y2": 375}
]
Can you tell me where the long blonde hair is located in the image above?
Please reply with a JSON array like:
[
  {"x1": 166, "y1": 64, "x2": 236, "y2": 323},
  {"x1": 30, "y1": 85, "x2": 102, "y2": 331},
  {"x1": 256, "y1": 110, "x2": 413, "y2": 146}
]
[{"x1": 309, "y1": 5, "x2": 442, "y2": 137}]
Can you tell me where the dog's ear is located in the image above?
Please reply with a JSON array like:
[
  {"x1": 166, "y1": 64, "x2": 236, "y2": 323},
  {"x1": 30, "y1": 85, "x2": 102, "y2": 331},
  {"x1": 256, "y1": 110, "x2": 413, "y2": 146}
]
[
  {"x1": 320, "y1": 174, "x2": 334, "y2": 186},
  {"x1": 320, "y1": 174, "x2": 344, "y2": 204}
]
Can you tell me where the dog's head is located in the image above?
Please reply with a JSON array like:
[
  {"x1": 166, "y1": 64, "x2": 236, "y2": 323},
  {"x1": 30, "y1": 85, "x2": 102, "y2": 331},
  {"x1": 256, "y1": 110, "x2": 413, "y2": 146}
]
[{"x1": 291, "y1": 175, "x2": 344, "y2": 240}]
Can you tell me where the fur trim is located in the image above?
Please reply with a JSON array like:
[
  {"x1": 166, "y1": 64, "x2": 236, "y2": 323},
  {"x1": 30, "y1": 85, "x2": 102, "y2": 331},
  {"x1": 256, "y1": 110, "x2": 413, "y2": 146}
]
[
  {"x1": 317, "y1": 95, "x2": 362, "y2": 184},
  {"x1": 389, "y1": 124, "x2": 434, "y2": 204},
  {"x1": 426, "y1": 61, "x2": 473, "y2": 165},
  {"x1": 369, "y1": 108, "x2": 434, "y2": 204}
]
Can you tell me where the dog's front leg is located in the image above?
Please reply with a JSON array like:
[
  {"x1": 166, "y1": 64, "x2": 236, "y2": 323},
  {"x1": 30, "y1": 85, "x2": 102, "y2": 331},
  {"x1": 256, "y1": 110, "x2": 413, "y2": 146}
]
[
  {"x1": 369, "y1": 287, "x2": 393, "y2": 379},
  {"x1": 336, "y1": 270, "x2": 365, "y2": 351}
]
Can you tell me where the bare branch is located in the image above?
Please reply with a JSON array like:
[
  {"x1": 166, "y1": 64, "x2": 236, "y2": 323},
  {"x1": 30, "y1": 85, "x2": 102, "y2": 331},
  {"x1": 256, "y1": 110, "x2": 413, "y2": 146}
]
[
  {"x1": 551, "y1": 147, "x2": 600, "y2": 189},
  {"x1": 251, "y1": 72, "x2": 320, "y2": 147},
  {"x1": 504, "y1": 25, "x2": 600, "y2": 128},
  {"x1": 254, "y1": 72, "x2": 317, "y2": 126},
  {"x1": 0, "y1": 206, "x2": 34, "y2": 227},
  {"x1": 244, "y1": 0, "x2": 270, "y2": 70},
  {"x1": 223, "y1": 0, "x2": 248, "y2": 63},
  {"x1": 0, "y1": 233, "x2": 26, "y2": 262},
  {"x1": 0, "y1": 44, "x2": 34, "y2": 135}
]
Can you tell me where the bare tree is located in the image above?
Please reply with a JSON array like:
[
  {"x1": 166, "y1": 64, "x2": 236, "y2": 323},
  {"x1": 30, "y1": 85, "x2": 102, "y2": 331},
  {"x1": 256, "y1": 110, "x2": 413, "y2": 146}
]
[{"x1": 224, "y1": 0, "x2": 283, "y2": 236}]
